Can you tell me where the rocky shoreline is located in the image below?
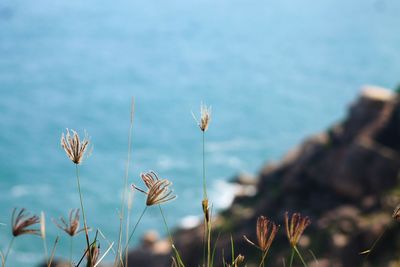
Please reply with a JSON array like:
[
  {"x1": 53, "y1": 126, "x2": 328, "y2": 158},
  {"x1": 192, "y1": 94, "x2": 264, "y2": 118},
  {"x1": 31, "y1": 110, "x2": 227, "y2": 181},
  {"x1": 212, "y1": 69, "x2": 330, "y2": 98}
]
[{"x1": 126, "y1": 86, "x2": 400, "y2": 267}]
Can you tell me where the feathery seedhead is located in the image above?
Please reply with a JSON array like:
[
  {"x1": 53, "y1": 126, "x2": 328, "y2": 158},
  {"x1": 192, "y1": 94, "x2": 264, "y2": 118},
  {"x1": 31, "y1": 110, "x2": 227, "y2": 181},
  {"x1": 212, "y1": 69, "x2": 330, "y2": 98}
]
[
  {"x1": 132, "y1": 171, "x2": 177, "y2": 206},
  {"x1": 86, "y1": 241, "x2": 100, "y2": 267},
  {"x1": 393, "y1": 204, "x2": 400, "y2": 222},
  {"x1": 233, "y1": 254, "x2": 245, "y2": 266},
  {"x1": 53, "y1": 209, "x2": 83, "y2": 237},
  {"x1": 202, "y1": 198, "x2": 210, "y2": 223},
  {"x1": 61, "y1": 129, "x2": 90, "y2": 164},
  {"x1": 284, "y1": 212, "x2": 311, "y2": 247},
  {"x1": 192, "y1": 103, "x2": 211, "y2": 132},
  {"x1": 244, "y1": 216, "x2": 278, "y2": 253},
  {"x1": 11, "y1": 208, "x2": 40, "y2": 237}
]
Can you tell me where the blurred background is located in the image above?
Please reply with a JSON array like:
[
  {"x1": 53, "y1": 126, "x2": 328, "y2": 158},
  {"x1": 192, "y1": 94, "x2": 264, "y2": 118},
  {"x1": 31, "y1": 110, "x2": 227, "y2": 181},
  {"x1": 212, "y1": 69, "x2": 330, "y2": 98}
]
[{"x1": 0, "y1": 0, "x2": 399, "y2": 266}]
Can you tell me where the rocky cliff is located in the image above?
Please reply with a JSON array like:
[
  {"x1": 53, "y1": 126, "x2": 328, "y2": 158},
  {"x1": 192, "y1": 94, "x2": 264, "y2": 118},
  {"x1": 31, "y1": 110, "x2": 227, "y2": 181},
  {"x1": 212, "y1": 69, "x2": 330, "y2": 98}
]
[{"x1": 127, "y1": 86, "x2": 400, "y2": 267}]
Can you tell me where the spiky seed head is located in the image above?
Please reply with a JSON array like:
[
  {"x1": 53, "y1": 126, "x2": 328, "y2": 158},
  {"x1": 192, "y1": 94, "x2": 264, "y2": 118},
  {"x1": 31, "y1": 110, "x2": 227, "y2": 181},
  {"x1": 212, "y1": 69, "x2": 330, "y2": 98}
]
[
  {"x1": 53, "y1": 209, "x2": 82, "y2": 237},
  {"x1": 146, "y1": 179, "x2": 176, "y2": 206},
  {"x1": 257, "y1": 216, "x2": 279, "y2": 252},
  {"x1": 86, "y1": 241, "x2": 100, "y2": 266},
  {"x1": 132, "y1": 171, "x2": 177, "y2": 206},
  {"x1": 202, "y1": 198, "x2": 210, "y2": 223},
  {"x1": 284, "y1": 212, "x2": 311, "y2": 247},
  {"x1": 61, "y1": 129, "x2": 90, "y2": 164},
  {"x1": 11, "y1": 208, "x2": 40, "y2": 237},
  {"x1": 192, "y1": 103, "x2": 211, "y2": 132},
  {"x1": 244, "y1": 215, "x2": 279, "y2": 255},
  {"x1": 393, "y1": 204, "x2": 400, "y2": 222},
  {"x1": 234, "y1": 254, "x2": 245, "y2": 266}
]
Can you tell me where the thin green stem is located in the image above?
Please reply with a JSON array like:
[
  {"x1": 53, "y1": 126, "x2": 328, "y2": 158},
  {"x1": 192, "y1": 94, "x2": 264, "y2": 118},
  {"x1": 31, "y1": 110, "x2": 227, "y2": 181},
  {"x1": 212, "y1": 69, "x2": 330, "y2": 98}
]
[
  {"x1": 125, "y1": 195, "x2": 133, "y2": 267},
  {"x1": 289, "y1": 248, "x2": 294, "y2": 267},
  {"x1": 70, "y1": 236, "x2": 73, "y2": 267},
  {"x1": 124, "y1": 206, "x2": 147, "y2": 254},
  {"x1": 294, "y1": 246, "x2": 308, "y2": 267},
  {"x1": 3, "y1": 236, "x2": 15, "y2": 265},
  {"x1": 259, "y1": 248, "x2": 270, "y2": 267},
  {"x1": 202, "y1": 218, "x2": 207, "y2": 267},
  {"x1": 42, "y1": 236, "x2": 48, "y2": 265},
  {"x1": 115, "y1": 98, "x2": 135, "y2": 267},
  {"x1": 159, "y1": 206, "x2": 185, "y2": 267},
  {"x1": 207, "y1": 220, "x2": 211, "y2": 267},
  {"x1": 75, "y1": 164, "x2": 92, "y2": 265},
  {"x1": 159, "y1": 206, "x2": 173, "y2": 244},
  {"x1": 202, "y1": 131, "x2": 207, "y2": 199}
]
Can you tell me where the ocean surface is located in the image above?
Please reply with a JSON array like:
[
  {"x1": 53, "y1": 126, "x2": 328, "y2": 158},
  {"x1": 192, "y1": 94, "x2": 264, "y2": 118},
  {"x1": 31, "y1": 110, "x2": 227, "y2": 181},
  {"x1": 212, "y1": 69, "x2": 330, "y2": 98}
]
[{"x1": 0, "y1": 0, "x2": 399, "y2": 265}]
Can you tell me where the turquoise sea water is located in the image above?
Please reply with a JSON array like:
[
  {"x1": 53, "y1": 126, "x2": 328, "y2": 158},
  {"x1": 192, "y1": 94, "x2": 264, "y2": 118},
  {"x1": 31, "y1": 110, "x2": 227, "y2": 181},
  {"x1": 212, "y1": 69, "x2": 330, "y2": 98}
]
[{"x1": 0, "y1": 0, "x2": 399, "y2": 265}]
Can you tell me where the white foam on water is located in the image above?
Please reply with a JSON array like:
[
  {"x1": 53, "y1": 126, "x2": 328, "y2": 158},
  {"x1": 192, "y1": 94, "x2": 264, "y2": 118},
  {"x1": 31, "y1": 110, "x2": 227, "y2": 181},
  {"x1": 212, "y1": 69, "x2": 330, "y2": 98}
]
[
  {"x1": 209, "y1": 179, "x2": 242, "y2": 210},
  {"x1": 179, "y1": 215, "x2": 201, "y2": 229}
]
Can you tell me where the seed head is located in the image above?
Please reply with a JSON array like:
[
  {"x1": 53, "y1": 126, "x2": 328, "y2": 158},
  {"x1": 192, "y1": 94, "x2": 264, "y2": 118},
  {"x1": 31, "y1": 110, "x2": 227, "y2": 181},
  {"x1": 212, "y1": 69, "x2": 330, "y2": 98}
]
[
  {"x1": 192, "y1": 103, "x2": 211, "y2": 132},
  {"x1": 132, "y1": 171, "x2": 177, "y2": 206},
  {"x1": 392, "y1": 204, "x2": 400, "y2": 222},
  {"x1": 53, "y1": 209, "x2": 83, "y2": 237},
  {"x1": 86, "y1": 241, "x2": 100, "y2": 266},
  {"x1": 11, "y1": 208, "x2": 40, "y2": 237},
  {"x1": 244, "y1": 216, "x2": 278, "y2": 253},
  {"x1": 61, "y1": 129, "x2": 90, "y2": 164},
  {"x1": 202, "y1": 199, "x2": 210, "y2": 223},
  {"x1": 284, "y1": 212, "x2": 311, "y2": 247},
  {"x1": 233, "y1": 254, "x2": 245, "y2": 266}
]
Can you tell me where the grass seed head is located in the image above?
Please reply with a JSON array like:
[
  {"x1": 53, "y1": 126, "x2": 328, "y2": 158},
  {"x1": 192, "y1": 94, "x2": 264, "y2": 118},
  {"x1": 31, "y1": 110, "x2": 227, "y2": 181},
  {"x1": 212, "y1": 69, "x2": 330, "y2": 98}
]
[
  {"x1": 53, "y1": 208, "x2": 82, "y2": 237},
  {"x1": 61, "y1": 129, "x2": 90, "y2": 164},
  {"x1": 132, "y1": 171, "x2": 177, "y2": 206},
  {"x1": 284, "y1": 212, "x2": 311, "y2": 247},
  {"x1": 11, "y1": 208, "x2": 40, "y2": 237},
  {"x1": 192, "y1": 102, "x2": 211, "y2": 132},
  {"x1": 244, "y1": 216, "x2": 278, "y2": 253}
]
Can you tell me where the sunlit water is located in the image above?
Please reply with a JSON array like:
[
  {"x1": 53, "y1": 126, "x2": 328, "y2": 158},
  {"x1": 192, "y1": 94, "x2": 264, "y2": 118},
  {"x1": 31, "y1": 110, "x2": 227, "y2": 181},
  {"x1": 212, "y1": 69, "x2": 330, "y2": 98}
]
[{"x1": 0, "y1": 0, "x2": 399, "y2": 265}]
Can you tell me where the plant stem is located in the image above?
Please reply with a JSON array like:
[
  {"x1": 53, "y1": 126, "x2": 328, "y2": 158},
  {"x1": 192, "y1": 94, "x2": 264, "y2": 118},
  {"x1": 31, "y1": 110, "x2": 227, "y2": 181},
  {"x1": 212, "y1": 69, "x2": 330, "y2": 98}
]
[
  {"x1": 70, "y1": 236, "x2": 73, "y2": 267},
  {"x1": 159, "y1": 206, "x2": 185, "y2": 267},
  {"x1": 159, "y1": 206, "x2": 173, "y2": 244},
  {"x1": 124, "y1": 206, "x2": 147, "y2": 254},
  {"x1": 115, "y1": 98, "x2": 135, "y2": 267},
  {"x1": 259, "y1": 248, "x2": 270, "y2": 267},
  {"x1": 3, "y1": 236, "x2": 15, "y2": 265},
  {"x1": 75, "y1": 164, "x2": 92, "y2": 265},
  {"x1": 289, "y1": 248, "x2": 294, "y2": 267},
  {"x1": 207, "y1": 220, "x2": 211, "y2": 267},
  {"x1": 294, "y1": 246, "x2": 308, "y2": 267},
  {"x1": 203, "y1": 218, "x2": 207, "y2": 267},
  {"x1": 42, "y1": 236, "x2": 48, "y2": 266},
  {"x1": 125, "y1": 192, "x2": 133, "y2": 267},
  {"x1": 202, "y1": 131, "x2": 207, "y2": 199}
]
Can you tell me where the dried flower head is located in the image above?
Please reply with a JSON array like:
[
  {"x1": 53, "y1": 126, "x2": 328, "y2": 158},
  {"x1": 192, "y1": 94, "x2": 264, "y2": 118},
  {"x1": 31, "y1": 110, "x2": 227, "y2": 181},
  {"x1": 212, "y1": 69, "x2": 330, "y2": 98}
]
[
  {"x1": 393, "y1": 204, "x2": 400, "y2": 222},
  {"x1": 52, "y1": 209, "x2": 83, "y2": 237},
  {"x1": 284, "y1": 212, "x2": 311, "y2": 247},
  {"x1": 61, "y1": 129, "x2": 90, "y2": 164},
  {"x1": 132, "y1": 171, "x2": 177, "y2": 206},
  {"x1": 11, "y1": 208, "x2": 40, "y2": 237},
  {"x1": 202, "y1": 198, "x2": 210, "y2": 223},
  {"x1": 244, "y1": 216, "x2": 279, "y2": 252},
  {"x1": 192, "y1": 103, "x2": 211, "y2": 132},
  {"x1": 233, "y1": 254, "x2": 245, "y2": 266},
  {"x1": 86, "y1": 241, "x2": 100, "y2": 266}
]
